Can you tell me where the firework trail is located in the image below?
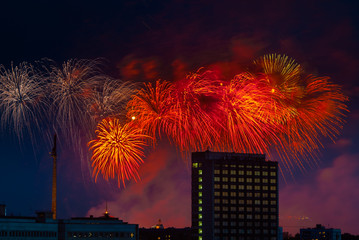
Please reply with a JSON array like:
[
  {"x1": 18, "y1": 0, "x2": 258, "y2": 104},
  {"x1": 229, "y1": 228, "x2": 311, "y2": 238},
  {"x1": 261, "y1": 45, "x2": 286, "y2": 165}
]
[
  {"x1": 251, "y1": 54, "x2": 348, "y2": 173},
  {"x1": 88, "y1": 117, "x2": 150, "y2": 187},
  {"x1": 126, "y1": 80, "x2": 175, "y2": 142},
  {"x1": 168, "y1": 69, "x2": 224, "y2": 152},
  {"x1": 0, "y1": 62, "x2": 46, "y2": 138},
  {"x1": 45, "y1": 58, "x2": 105, "y2": 147},
  {"x1": 90, "y1": 78, "x2": 137, "y2": 122}
]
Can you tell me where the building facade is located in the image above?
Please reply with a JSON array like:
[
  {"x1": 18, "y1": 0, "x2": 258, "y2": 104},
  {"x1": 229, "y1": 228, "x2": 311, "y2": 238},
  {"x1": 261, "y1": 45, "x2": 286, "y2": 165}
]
[
  {"x1": 300, "y1": 224, "x2": 341, "y2": 240},
  {"x1": 192, "y1": 151, "x2": 278, "y2": 240},
  {"x1": 0, "y1": 210, "x2": 138, "y2": 240}
]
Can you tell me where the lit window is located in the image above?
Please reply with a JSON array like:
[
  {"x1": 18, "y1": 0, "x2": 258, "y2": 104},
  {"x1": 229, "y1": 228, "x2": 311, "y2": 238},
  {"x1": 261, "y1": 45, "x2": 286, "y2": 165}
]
[
  {"x1": 254, "y1": 186, "x2": 260, "y2": 190},
  {"x1": 246, "y1": 178, "x2": 252, "y2": 183},
  {"x1": 246, "y1": 185, "x2": 252, "y2": 190},
  {"x1": 230, "y1": 177, "x2": 236, "y2": 182},
  {"x1": 246, "y1": 171, "x2": 252, "y2": 175},
  {"x1": 263, "y1": 186, "x2": 268, "y2": 190},
  {"x1": 254, "y1": 178, "x2": 260, "y2": 183},
  {"x1": 270, "y1": 172, "x2": 276, "y2": 176},
  {"x1": 199, "y1": 221, "x2": 202, "y2": 226},
  {"x1": 199, "y1": 206, "x2": 202, "y2": 212},
  {"x1": 199, "y1": 199, "x2": 202, "y2": 204},
  {"x1": 270, "y1": 200, "x2": 277, "y2": 205},
  {"x1": 199, "y1": 170, "x2": 203, "y2": 175},
  {"x1": 238, "y1": 170, "x2": 244, "y2": 175},
  {"x1": 199, "y1": 229, "x2": 202, "y2": 234},
  {"x1": 214, "y1": 191, "x2": 220, "y2": 196},
  {"x1": 214, "y1": 206, "x2": 220, "y2": 211},
  {"x1": 263, "y1": 172, "x2": 268, "y2": 176},
  {"x1": 230, "y1": 170, "x2": 236, "y2": 175},
  {"x1": 222, "y1": 184, "x2": 228, "y2": 189},
  {"x1": 238, "y1": 178, "x2": 244, "y2": 182},
  {"x1": 192, "y1": 163, "x2": 198, "y2": 168},
  {"x1": 270, "y1": 179, "x2": 276, "y2": 183},
  {"x1": 199, "y1": 214, "x2": 202, "y2": 219},
  {"x1": 222, "y1": 177, "x2": 228, "y2": 182},
  {"x1": 214, "y1": 169, "x2": 220, "y2": 174},
  {"x1": 199, "y1": 177, "x2": 203, "y2": 182},
  {"x1": 214, "y1": 184, "x2": 220, "y2": 189},
  {"x1": 263, "y1": 179, "x2": 268, "y2": 183},
  {"x1": 222, "y1": 192, "x2": 228, "y2": 197},
  {"x1": 230, "y1": 185, "x2": 236, "y2": 190},
  {"x1": 214, "y1": 177, "x2": 220, "y2": 182},
  {"x1": 254, "y1": 171, "x2": 260, "y2": 176},
  {"x1": 199, "y1": 192, "x2": 202, "y2": 197},
  {"x1": 199, "y1": 184, "x2": 202, "y2": 190},
  {"x1": 222, "y1": 170, "x2": 228, "y2": 174},
  {"x1": 230, "y1": 192, "x2": 236, "y2": 197},
  {"x1": 270, "y1": 186, "x2": 276, "y2": 191}
]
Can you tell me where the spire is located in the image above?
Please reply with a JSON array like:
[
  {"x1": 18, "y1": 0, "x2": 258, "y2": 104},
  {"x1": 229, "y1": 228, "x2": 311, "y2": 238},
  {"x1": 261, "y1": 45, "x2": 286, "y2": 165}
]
[{"x1": 50, "y1": 134, "x2": 57, "y2": 220}]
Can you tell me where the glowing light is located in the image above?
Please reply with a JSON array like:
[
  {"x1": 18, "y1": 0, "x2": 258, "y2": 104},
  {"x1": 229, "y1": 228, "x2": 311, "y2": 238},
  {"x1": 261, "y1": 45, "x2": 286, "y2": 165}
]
[{"x1": 88, "y1": 118, "x2": 150, "y2": 187}]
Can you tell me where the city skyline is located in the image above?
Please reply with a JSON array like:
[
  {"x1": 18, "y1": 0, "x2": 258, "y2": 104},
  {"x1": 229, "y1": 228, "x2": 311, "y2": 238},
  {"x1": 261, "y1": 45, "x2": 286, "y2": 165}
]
[{"x1": 0, "y1": 0, "x2": 359, "y2": 236}]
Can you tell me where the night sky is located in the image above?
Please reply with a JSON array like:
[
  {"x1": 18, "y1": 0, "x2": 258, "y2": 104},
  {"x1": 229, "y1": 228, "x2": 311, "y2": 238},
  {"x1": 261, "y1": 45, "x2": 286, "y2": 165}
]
[{"x1": 0, "y1": 0, "x2": 359, "y2": 236}]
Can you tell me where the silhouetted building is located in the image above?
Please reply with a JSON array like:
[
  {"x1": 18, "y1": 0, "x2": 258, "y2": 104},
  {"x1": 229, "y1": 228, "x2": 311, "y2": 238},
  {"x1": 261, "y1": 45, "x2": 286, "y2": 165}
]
[
  {"x1": 0, "y1": 208, "x2": 138, "y2": 239},
  {"x1": 192, "y1": 151, "x2": 278, "y2": 240},
  {"x1": 139, "y1": 227, "x2": 191, "y2": 240},
  {"x1": 300, "y1": 224, "x2": 341, "y2": 240}
]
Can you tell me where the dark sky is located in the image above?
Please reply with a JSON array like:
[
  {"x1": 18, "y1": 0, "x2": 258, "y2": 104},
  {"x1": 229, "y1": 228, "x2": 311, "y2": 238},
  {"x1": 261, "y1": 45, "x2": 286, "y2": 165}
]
[{"x1": 1, "y1": 0, "x2": 359, "y2": 235}]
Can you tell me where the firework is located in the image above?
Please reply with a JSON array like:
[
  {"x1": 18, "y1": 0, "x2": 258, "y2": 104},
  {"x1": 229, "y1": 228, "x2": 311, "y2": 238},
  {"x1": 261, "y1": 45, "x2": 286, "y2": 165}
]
[
  {"x1": 0, "y1": 62, "x2": 46, "y2": 138},
  {"x1": 169, "y1": 69, "x2": 224, "y2": 152},
  {"x1": 46, "y1": 58, "x2": 104, "y2": 145},
  {"x1": 252, "y1": 54, "x2": 348, "y2": 172},
  {"x1": 88, "y1": 117, "x2": 150, "y2": 187},
  {"x1": 126, "y1": 80, "x2": 175, "y2": 142},
  {"x1": 89, "y1": 78, "x2": 137, "y2": 122}
]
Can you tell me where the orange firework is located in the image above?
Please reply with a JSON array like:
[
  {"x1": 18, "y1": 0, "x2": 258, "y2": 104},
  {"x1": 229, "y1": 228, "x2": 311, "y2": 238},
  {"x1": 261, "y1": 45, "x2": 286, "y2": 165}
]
[
  {"x1": 126, "y1": 80, "x2": 175, "y2": 141},
  {"x1": 169, "y1": 69, "x2": 224, "y2": 152},
  {"x1": 88, "y1": 118, "x2": 150, "y2": 187},
  {"x1": 216, "y1": 72, "x2": 281, "y2": 154},
  {"x1": 252, "y1": 54, "x2": 348, "y2": 173}
]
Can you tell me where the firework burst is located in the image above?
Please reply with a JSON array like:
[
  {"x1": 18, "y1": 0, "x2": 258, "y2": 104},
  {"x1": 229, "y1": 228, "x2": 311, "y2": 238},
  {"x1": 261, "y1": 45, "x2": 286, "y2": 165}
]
[
  {"x1": 0, "y1": 62, "x2": 46, "y2": 138},
  {"x1": 46, "y1": 58, "x2": 104, "y2": 145},
  {"x1": 126, "y1": 80, "x2": 175, "y2": 142},
  {"x1": 88, "y1": 118, "x2": 150, "y2": 187}
]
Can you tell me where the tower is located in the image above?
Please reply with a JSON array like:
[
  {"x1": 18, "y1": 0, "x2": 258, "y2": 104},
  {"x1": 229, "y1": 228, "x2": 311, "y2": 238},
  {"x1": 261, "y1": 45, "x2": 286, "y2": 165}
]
[
  {"x1": 50, "y1": 134, "x2": 57, "y2": 220},
  {"x1": 192, "y1": 151, "x2": 278, "y2": 240}
]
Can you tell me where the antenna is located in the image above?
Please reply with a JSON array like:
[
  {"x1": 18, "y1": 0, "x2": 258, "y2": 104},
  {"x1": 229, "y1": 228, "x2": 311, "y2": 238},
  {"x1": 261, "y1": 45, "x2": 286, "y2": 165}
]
[{"x1": 50, "y1": 134, "x2": 57, "y2": 220}]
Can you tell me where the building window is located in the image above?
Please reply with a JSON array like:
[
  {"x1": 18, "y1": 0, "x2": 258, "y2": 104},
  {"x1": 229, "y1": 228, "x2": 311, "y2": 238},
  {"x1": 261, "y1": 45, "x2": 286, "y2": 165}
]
[
  {"x1": 193, "y1": 163, "x2": 198, "y2": 168},
  {"x1": 199, "y1": 170, "x2": 203, "y2": 175},
  {"x1": 199, "y1": 177, "x2": 203, "y2": 182}
]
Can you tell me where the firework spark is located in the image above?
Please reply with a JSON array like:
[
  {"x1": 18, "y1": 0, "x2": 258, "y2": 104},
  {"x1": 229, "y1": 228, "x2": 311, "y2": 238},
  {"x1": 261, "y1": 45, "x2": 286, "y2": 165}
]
[
  {"x1": 88, "y1": 118, "x2": 150, "y2": 187},
  {"x1": 90, "y1": 78, "x2": 137, "y2": 122},
  {"x1": 0, "y1": 62, "x2": 46, "y2": 138}
]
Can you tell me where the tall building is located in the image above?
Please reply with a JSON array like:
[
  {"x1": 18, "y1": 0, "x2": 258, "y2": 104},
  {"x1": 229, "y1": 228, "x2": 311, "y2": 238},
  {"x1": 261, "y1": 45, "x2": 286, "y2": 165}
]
[
  {"x1": 192, "y1": 151, "x2": 278, "y2": 240},
  {"x1": 300, "y1": 224, "x2": 341, "y2": 240}
]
